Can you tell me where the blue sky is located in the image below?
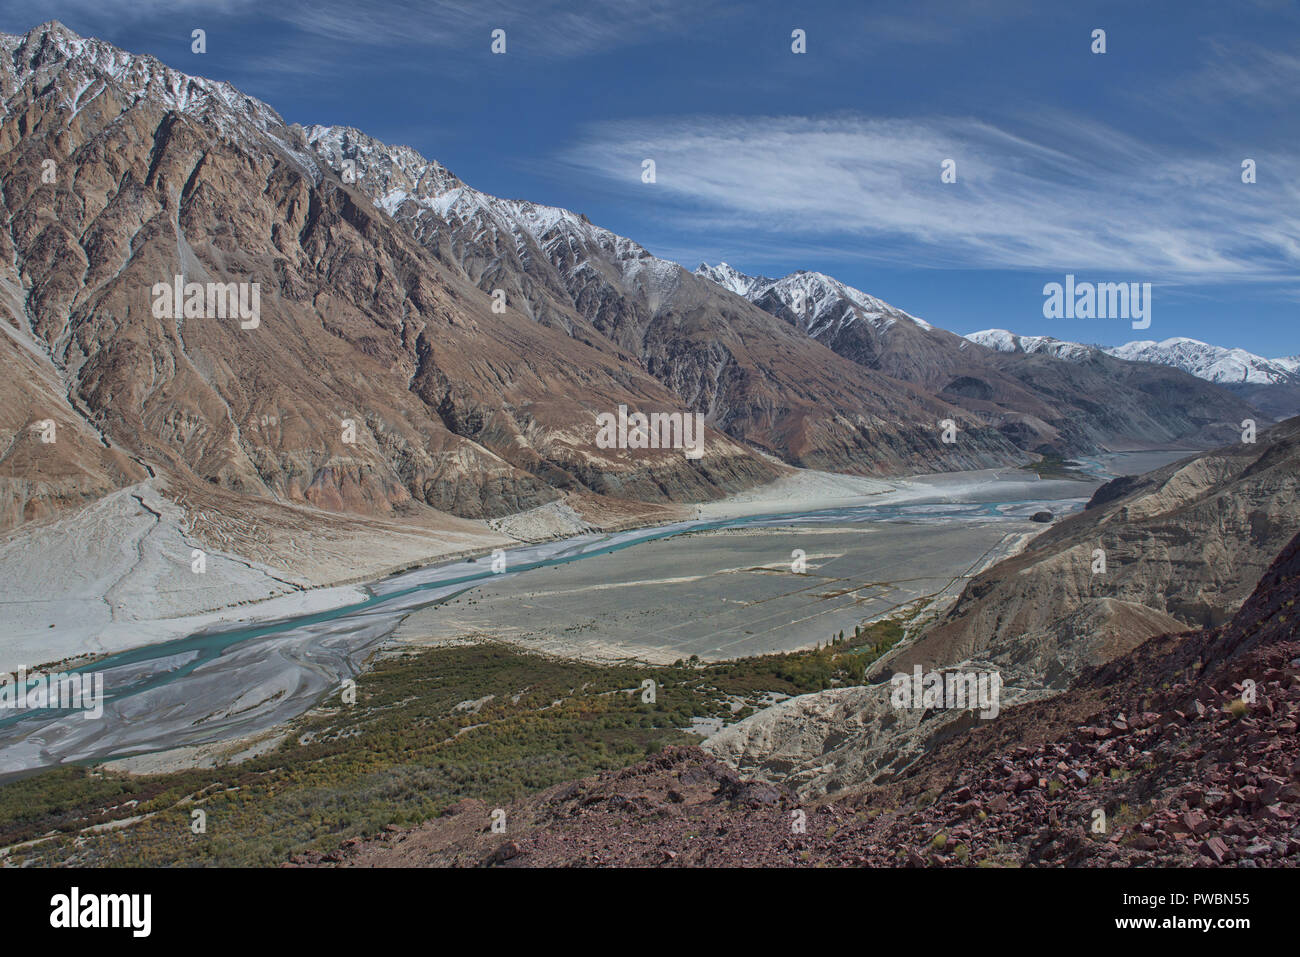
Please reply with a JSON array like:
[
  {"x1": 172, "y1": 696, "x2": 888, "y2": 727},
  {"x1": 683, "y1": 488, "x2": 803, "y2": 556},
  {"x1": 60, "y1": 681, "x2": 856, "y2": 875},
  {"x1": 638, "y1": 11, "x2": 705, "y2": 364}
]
[{"x1": 5, "y1": 0, "x2": 1298, "y2": 355}]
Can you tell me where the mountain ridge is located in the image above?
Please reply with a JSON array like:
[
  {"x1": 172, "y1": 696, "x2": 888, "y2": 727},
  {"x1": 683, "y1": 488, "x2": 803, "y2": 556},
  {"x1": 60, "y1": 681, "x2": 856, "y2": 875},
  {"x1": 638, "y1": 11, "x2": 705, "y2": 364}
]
[
  {"x1": 969, "y1": 328, "x2": 1300, "y2": 421},
  {"x1": 0, "y1": 20, "x2": 781, "y2": 538},
  {"x1": 0, "y1": 20, "x2": 1275, "y2": 543},
  {"x1": 969, "y1": 328, "x2": 1300, "y2": 386},
  {"x1": 694, "y1": 261, "x2": 1263, "y2": 455},
  {"x1": 302, "y1": 120, "x2": 1025, "y2": 475}
]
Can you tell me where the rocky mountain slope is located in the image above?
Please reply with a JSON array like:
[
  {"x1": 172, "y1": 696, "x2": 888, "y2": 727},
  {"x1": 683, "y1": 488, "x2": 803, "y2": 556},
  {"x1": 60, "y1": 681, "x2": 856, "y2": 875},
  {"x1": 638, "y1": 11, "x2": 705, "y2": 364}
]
[
  {"x1": 909, "y1": 415, "x2": 1299, "y2": 678},
  {"x1": 0, "y1": 21, "x2": 782, "y2": 537},
  {"x1": 303, "y1": 125, "x2": 1022, "y2": 476},
  {"x1": 291, "y1": 526, "x2": 1300, "y2": 868},
  {"x1": 1106, "y1": 337, "x2": 1300, "y2": 387},
  {"x1": 2, "y1": 21, "x2": 1274, "y2": 542},
  {"x1": 971, "y1": 329, "x2": 1300, "y2": 421},
  {"x1": 1108, "y1": 337, "x2": 1300, "y2": 422},
  {"x1": 0, "y1": 21, "x2": 1071, "y2": 548},
  {"x1": 0, "y1": 20, "x2": 1282, "y2": 578},
  {"x1": 697, "y1": 417, "x2": 1298, "y2": 796},
  {"x1": 698, "y1": 264, "x2": 1261, "y2": 455}
]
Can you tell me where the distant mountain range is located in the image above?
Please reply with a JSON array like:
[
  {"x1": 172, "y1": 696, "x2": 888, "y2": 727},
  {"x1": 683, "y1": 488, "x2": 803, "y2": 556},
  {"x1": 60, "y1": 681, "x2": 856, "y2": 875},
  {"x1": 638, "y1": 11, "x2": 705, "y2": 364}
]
[
  {"x1": 693, "y1": 262, "x2": 1264, "y2": 454},
  {"x1": 0, "y1": 21, "x2": 1280, "y2": 537},
  {"x1": 967, "y1": 330, "x2": 1300, "y2": 420},
  {"x1": 968, "y1": 329, "x2": 1300, "y2": 385},
  {"x1": 1107, "y1": 338, "x2": 1300, "y2": 385}
]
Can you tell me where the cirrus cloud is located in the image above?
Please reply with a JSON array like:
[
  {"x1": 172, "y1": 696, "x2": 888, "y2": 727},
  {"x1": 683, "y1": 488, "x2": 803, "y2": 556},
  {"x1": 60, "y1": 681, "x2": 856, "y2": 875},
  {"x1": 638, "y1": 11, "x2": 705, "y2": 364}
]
[{"x1": 558, "y1": 112, "x2": 1300, "y2": 282}]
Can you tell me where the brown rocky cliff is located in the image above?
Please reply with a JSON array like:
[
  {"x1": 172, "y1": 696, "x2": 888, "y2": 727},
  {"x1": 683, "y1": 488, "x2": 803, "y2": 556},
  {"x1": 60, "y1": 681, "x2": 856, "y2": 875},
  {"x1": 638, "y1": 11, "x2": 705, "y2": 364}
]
[{"x1": 0, "y1": 23, "x2": 777, "y2": 532}]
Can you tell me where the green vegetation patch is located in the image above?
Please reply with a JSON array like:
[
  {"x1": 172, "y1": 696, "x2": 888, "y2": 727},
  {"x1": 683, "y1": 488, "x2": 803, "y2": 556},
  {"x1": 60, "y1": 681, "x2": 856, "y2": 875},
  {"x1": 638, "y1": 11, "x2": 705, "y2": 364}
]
[
  {"x1": 0, "y1": 616, "x2": 908, "y2": 866},
  {"x1": 1018, "y1": 454, "x2": 1092, "y2": 481}
]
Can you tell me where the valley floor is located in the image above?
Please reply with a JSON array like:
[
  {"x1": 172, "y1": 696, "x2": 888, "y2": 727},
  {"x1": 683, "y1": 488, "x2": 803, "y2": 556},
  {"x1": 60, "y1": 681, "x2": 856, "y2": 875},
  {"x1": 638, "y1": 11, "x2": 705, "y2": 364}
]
[
  {"x1": 0, "y1": 454, "x2": 1175, "y2": 781},
  {"x1": 389, "y1": 521, "x2": 1037, "y2": 665},
  {"x1": 0, "y1": 460, "x2": 1110, "y2": 672}
]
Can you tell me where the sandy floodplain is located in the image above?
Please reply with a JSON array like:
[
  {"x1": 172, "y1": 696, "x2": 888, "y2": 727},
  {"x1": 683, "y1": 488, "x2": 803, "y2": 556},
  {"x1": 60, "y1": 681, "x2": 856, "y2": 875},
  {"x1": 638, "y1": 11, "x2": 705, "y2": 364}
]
[
  {"x1": 1, "y1": 457, "x2": 1167, "y2": 775},
  {"x1": 388, "y1": 520, "x2": 1042, "y2": 664},
  {"x1": 0, "y1": 479, "x2": 512, "y2": 672},
  {"x1": 388, "y1": 464, "x2": 1106, "y2": 663}
]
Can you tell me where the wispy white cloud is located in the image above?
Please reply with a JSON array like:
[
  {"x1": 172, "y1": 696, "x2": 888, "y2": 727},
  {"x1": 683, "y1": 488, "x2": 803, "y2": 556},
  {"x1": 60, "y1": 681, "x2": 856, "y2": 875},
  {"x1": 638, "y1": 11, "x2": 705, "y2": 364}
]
[
  {"x1": 0, "y1": 0, "x2": 258, "y2": 27},
  {"x1": 282, "y1": 0, "x2": 731, "y2": 56},
  {"x1": 557, "y1": 112, "x2": 1300, "y2": 281},
  {"x1": 1150, "y1": 37, "x2": 1300, "y2": 109},
  {"x1": 1, "y1": 0, "x2": 725, "y2": 59},
  {"x1": 848, "y1": 0, "x2": 1040, "y2": 47}
]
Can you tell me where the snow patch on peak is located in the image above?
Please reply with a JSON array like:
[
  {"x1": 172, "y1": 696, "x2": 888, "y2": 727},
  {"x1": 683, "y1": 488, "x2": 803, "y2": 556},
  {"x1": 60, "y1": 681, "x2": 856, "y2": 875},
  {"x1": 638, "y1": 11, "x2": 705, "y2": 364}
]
[
  {"x1": 967, "y1": 330, "x2": 1300, "y2": 385},
  {"x1": 694, "y1": 262, "x2": 771, "y2": 298},
  {"x1": 304, "y1": 123, "x2": 665, "y2": 287},
  {"x1": 694, "y1": 263, "x2": 932, "y2": 333},
  {"x1": 2, "y1": 21, "x2": 320, "y2": 176},
  {"x1": 965, "y1": 329, "x2": 1096, "y2": 362},
  {"x1": 965, "y1": 329, "x2": 1020, "y2": 353},
  {"x1": 1102, "y1": 337, "x2": 1300, "y2": 385},
  {"x1": 305, "y1": 124, "x2": 462, "y2": 200}
]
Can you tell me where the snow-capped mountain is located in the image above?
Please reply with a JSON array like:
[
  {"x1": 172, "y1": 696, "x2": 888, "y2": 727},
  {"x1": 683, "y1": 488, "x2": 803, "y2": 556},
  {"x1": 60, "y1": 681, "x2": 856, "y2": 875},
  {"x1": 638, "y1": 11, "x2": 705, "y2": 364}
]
[
  {"x1": 304, "y1": 124, "x2": 1027, "y2": 473},
  {"x1": 0, "y1": 17, "x2": 1268, "y2": 523},
  {"x1": 964, "y1": 329, "x2": 1100, "y2": 363},
  {"x1": 966, "y1": 330, "x2": 1300, "y2": 420},
  {"x1": 698, "y1": 267, "x2": 1259, "y2": 453},
  {"x1": 968, "y1": 331, "x2": 1300, "y2": 386},
  {"x1": 695, "y1": 263, "x2": 933, "y2": 334},
  {"x1": 0, "y1": 20, "x2": 787, "y2": 528},
  {"x1": 309, "y1": 117, "x2": 1256, "y2": 460},
  {"x1": 1102, "y1": 338, "x2": 1300, "y2": 386},
  {"x1": 0, "y1": 22, "x2": 320, "y2": 172},
  {"x1": 304, "y1": 124, "x2": 686, "y2": 341},
  {"x1": 2, "y1": 19, "x2": 1017, "y2": 484},
  {"x1": 692, "y1": 262, "x2": 768, "y2": 298},
  {"x1": 305, "y1": 123, "x2": 668, "y2": 283},
  {"x1": 694, "y1": 260, "x2": 997, "y2": 390}
]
